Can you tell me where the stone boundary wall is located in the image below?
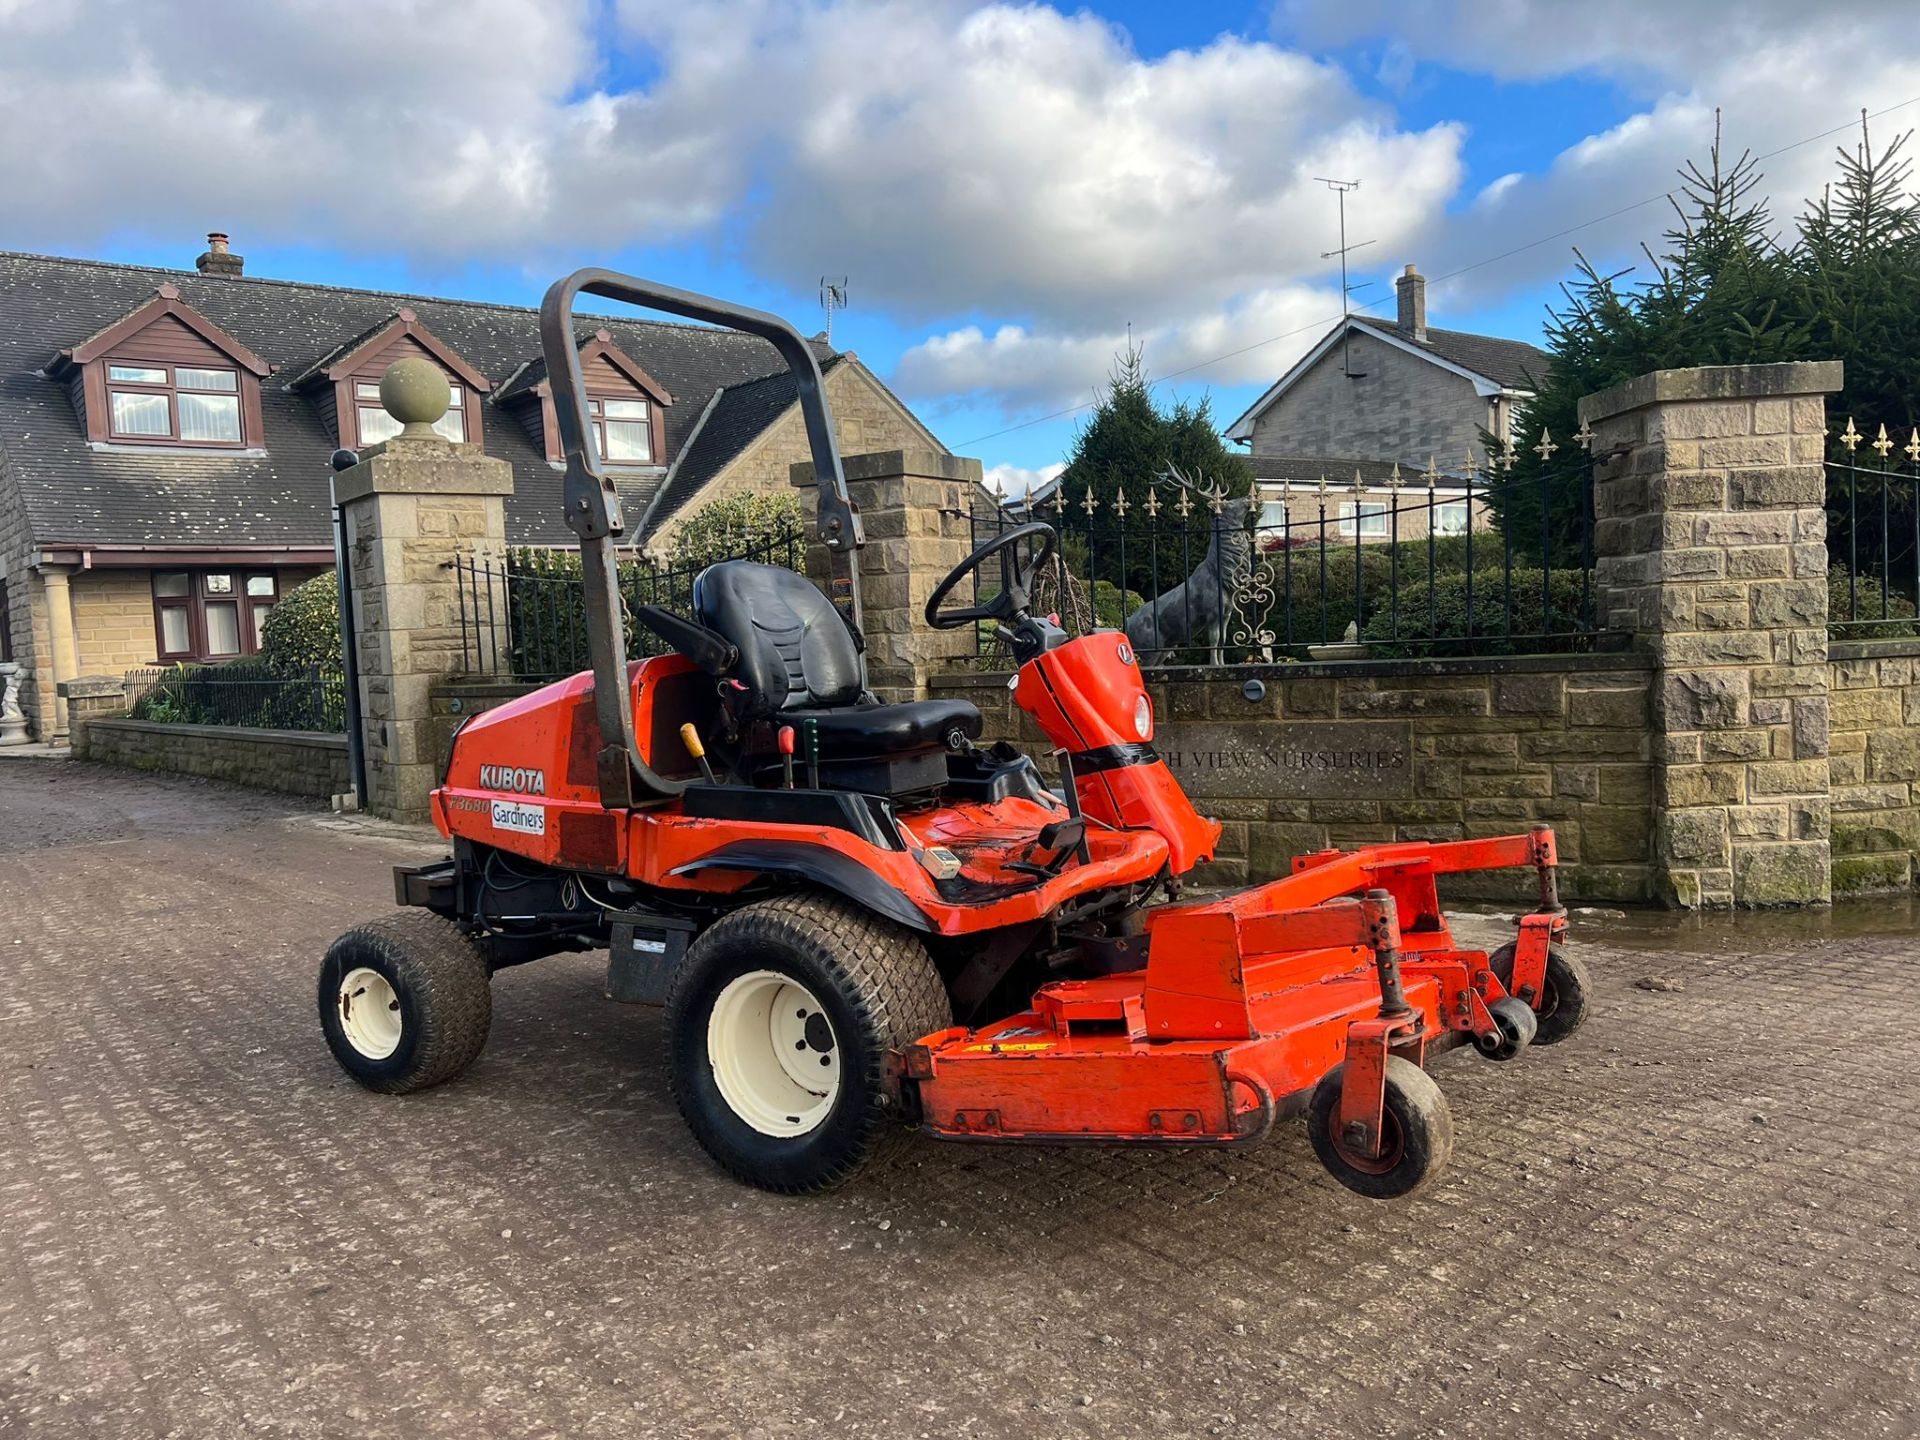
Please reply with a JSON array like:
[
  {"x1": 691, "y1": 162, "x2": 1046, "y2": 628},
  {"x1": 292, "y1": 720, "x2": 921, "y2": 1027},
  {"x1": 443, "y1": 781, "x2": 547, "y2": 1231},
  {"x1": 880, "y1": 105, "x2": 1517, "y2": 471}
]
[
  {"x1": 74, "y1": 716, "x2": 349, "y2": 799},
  {"x1": 933, "y1": 654, "x2": 1657, "y2": 903},
  {"x1": 1828, "y1": 639, "x2": 1920, "y2": 893}
]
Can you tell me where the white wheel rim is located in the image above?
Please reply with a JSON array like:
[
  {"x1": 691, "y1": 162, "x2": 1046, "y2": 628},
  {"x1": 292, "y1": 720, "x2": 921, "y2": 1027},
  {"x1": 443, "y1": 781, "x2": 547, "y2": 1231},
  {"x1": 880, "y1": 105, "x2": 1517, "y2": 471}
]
[
  {"x1": 706, "y1": 969, "x2": 841, "y2": 1138},
  {"x1": 338, "y1": 966, "x2": 403, "y2": 1061}
]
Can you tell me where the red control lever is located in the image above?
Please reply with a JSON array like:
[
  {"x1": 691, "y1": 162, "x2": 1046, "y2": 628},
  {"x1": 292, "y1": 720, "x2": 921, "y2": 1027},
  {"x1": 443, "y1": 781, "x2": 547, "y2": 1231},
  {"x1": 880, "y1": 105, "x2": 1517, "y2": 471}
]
[{"x1": 778, "y1": 725, "x2": 796, "y2": 789}]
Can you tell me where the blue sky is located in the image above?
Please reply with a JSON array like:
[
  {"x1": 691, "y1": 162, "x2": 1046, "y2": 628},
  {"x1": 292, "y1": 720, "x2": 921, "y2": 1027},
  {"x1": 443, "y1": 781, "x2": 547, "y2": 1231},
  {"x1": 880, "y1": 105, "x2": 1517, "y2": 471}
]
[{"x1": 6, "y1": 1, "x2": 1914, "y2": 491}]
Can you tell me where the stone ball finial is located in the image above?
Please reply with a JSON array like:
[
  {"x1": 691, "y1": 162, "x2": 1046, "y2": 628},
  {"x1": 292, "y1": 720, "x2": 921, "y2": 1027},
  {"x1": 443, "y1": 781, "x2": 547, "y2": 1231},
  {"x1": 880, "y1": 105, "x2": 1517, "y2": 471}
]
[{"x1": 379, "y1": 357, "x2": 450, "y2": 438}]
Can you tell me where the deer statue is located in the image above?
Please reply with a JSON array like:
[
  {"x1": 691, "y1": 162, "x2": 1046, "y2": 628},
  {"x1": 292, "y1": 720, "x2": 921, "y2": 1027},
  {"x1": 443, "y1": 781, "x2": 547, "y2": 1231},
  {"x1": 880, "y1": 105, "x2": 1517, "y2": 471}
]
[{"x1": 1124, "y1": 492, "x2": 1254, "y2": 665}]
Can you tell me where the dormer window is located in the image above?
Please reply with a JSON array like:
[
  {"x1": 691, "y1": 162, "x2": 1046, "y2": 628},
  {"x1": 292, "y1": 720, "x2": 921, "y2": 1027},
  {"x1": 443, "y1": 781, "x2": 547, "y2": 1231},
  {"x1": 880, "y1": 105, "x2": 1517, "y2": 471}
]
[
  {"x1": 354, "y1": 378, "x2": 465, "y2": 445},
  {"x1": 589, "y1": 396, "x2": 652, "y2": 463},
  {"x1": 494, "y1": 328, "x2": 671, "y2": 467},
  {"x1": 107, "y1": 363, "x2": 244, "y2": 445},
  {"x1": 47, "y1": 282, "x2": 269, "y2": 451},
  {"x1": 282, "y1": 307, "x2": 490, "y2": 452}
]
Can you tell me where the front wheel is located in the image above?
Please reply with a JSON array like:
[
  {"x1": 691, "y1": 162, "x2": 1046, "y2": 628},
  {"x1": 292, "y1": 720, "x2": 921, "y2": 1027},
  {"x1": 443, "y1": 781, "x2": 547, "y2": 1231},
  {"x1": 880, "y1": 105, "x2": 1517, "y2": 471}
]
[
  {"x1": 667, "y1": 894, "x2": 951, "y2": 1193},
  {"x1": 318, "y1": 912, "x2": 492, "y2": 1093},
  {"x1": 1489, "y1": 941, "x2": 1592, "y2": 1046},
  {"x1": 1306, "y1": 1057, "x2": 1454, "y2": 1200}
]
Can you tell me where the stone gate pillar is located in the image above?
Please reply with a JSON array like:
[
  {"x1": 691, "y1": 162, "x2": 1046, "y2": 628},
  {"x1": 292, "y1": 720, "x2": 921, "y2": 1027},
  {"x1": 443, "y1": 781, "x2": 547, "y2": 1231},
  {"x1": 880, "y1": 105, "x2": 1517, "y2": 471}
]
[
  {"x1": 790, "y1": 449, "x2": 981, "y2": 701},
  {"x1": 1578, "y1": 361, "x2": 1842, "y2": 907},
  {"x1": 336, "y1": 359, "x2": 513, "y2": 822}
]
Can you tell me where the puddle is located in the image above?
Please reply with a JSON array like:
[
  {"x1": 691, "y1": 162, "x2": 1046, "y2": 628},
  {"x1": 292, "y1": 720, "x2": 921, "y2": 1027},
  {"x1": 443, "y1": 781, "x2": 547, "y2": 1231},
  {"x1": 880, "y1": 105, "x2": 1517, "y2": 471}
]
[{"x1": 1451, "y1": 897, "x2": 1920, "y2": 954}]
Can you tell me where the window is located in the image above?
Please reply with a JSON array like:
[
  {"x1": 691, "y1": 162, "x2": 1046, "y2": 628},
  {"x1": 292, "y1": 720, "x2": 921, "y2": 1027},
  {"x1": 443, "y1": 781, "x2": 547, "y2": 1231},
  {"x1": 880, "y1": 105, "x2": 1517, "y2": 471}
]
[
  {"x1": 1337, "y1": 501, "x2": 1389, "y2": 539},
  {"x1": 151, "y1": 570, "x2": 279, "y2": 661},
  {"x1": 106, "y1": 362, "x2": 242, "y2": 445},
  {"x1": 356, "y1": 378, "x2": 465, "y2": 445},
  {"x1": 1434, "y1": 500, "x2": 1471, "y2": 536},
  {"x1": 588, "y1": 396, "x2": 653, "y2": 463}
]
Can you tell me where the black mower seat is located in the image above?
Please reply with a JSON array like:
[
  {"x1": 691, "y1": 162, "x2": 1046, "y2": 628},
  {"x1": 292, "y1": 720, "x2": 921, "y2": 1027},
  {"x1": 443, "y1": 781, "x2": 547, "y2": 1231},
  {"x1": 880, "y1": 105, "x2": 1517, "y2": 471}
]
[{"x1": 692, "y1": 560, "x2": 982, "y2": 761}]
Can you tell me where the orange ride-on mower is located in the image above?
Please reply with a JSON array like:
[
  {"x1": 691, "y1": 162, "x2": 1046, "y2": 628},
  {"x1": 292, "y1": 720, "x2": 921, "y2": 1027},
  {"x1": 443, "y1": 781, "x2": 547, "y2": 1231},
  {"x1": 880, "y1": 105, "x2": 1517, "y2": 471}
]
[{"x1": 318, "y1": 270, "x2": 1590, "y2": 1199}]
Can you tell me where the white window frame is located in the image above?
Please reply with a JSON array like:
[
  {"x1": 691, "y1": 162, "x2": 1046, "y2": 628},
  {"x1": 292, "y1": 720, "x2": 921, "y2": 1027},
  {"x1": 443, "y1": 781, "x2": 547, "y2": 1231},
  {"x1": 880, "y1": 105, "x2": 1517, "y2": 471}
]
[
  {"x1": 1337, "y1": 500, "x2": 1389, "y2": 539},
  {"x1": 1433, "y1": 499, "x2": 1471, "y2": 536}
]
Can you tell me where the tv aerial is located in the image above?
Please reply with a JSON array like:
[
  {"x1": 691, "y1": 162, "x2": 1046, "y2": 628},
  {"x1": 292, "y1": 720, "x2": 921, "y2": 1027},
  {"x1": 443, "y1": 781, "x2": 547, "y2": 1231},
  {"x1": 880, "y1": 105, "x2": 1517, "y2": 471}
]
[{"x1": 820, "y1": 277, "x2": 850, "y2": 346}]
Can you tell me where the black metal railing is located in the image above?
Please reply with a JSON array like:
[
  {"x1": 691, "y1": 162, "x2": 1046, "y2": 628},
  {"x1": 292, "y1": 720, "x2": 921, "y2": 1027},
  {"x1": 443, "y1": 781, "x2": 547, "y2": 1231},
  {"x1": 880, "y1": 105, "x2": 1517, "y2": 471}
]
[
  {"x1": 1827, "y1": 421, "x2": 1920, "y2": 637},
  {"x1": 126, "y1": 662, "x2": 346, "y2": 732},
  {"x1": 456, "y1": 527, "x2": 808, "y2": 681},
  {"x1": 952, "y1": 450, "x2": 1605, "y2": 666}
]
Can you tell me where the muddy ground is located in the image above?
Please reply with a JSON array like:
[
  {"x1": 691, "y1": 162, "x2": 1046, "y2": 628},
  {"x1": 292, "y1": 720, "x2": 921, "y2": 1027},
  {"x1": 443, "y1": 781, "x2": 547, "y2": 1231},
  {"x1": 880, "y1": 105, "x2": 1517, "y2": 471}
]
[{"x1": 1, "y1": 758, "x2": 1915, "y2": 1438}]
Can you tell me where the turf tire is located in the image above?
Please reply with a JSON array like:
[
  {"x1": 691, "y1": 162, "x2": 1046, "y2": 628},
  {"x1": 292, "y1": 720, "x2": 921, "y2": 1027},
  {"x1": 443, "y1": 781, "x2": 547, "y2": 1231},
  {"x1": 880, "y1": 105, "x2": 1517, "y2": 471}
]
[
  {"x1": 318, "y1": 912, "x2": 492, "y2": 1093},
  {"x1": 667, "y1": 893, "x2": 951, "y2": 1194}
]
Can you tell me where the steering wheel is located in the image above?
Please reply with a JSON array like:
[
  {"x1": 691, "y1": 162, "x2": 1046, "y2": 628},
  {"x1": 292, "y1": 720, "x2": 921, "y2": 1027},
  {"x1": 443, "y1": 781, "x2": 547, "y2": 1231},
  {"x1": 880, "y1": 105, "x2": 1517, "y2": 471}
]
[{"x1": 924, "y1": 522, "x2": 1058, "y2": 630}]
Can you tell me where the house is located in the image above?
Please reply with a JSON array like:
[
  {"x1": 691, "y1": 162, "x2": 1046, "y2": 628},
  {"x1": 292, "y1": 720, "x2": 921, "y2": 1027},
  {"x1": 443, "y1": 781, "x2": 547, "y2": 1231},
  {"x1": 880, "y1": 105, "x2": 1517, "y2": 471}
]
[
  {"x1": 1224, "y1": 265, "x2": 1549, "y2": 544},
  {"x1": 0, "y1": 239, "x2": 943, "y2": 741}
]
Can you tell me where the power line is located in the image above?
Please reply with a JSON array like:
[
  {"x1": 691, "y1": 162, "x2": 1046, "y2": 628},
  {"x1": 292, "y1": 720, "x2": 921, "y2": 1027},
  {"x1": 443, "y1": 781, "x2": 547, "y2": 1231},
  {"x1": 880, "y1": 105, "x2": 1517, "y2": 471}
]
[{"x1": 952, "y1": 91, "x2": 1920, "y2": 449}]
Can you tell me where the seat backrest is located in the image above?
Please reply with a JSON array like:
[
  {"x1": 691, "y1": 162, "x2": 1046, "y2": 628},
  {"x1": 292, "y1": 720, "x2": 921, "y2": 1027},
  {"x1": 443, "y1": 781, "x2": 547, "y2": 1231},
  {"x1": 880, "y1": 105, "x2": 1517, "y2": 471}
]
[{"x1": 692, "y1": 561, "x2": 863, "y2": 714}]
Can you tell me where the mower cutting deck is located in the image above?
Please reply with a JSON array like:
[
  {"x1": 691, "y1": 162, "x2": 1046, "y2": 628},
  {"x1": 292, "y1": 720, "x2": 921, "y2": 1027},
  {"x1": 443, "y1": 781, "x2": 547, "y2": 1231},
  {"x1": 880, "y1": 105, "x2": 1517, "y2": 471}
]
[{"x1": 317, "y1": 268, "x2": 1590, "y2": 1200}]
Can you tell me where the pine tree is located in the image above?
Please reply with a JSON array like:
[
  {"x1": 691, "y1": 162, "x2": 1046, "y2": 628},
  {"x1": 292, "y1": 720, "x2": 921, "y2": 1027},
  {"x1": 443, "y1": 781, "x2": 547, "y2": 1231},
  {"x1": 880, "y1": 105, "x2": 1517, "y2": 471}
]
[
  {"x1": 1054, "y1": 340, "x2": 1251, "y2": 594},
  {"x1": 1493, "y1": 112, "x2": 1919, "y2": 589},
  {"x1": 1490, "y1": 115, "x2": 1800, "y2": 564}
]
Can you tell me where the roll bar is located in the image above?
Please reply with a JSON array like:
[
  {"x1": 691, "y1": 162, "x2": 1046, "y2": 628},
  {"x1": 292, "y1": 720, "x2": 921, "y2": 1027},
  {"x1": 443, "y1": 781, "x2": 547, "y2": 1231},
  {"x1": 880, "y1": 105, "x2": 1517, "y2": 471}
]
[{"x1": 537, "y1": 269, "x2": 866, "y2": 806}]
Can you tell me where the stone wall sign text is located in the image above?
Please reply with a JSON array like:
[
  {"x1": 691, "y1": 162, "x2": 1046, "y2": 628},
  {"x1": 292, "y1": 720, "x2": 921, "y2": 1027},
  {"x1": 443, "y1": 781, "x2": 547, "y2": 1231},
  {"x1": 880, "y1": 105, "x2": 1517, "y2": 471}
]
[{"x1": 1155, "y1": 721, "x2": 1413, "y2": 800}]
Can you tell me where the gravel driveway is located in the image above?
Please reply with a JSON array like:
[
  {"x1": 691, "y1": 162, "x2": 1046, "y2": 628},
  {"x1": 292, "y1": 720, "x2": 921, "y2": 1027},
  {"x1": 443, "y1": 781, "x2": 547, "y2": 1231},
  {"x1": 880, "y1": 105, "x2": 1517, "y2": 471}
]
[{"x1": 2, "y1": 758, "x2": 1916, "y2": 1438}]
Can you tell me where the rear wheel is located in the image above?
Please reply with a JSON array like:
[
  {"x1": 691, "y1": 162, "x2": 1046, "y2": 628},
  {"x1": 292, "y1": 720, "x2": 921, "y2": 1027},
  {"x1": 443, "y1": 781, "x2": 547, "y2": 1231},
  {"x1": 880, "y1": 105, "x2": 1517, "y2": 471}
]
[
  {"x1": 1489, "y1": 940, "x2": 1592, "y2": 1046},
  {"x1": 667, "y1": 894, "x2": 951, "y2": 1193},
  {"x1": 1307, "y1": 1057, "x2": 1453, "y2": 1200},
  {"x1": 318, "y1": 912, "x2": 492, "y2": 1093}
]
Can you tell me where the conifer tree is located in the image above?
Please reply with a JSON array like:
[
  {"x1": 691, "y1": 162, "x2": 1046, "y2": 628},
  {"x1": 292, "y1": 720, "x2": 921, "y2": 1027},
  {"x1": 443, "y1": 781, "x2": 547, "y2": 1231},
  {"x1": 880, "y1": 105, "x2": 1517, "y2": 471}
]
[{"x1": 1055, "y1": 340, "x2": 1250, "y2": 594}]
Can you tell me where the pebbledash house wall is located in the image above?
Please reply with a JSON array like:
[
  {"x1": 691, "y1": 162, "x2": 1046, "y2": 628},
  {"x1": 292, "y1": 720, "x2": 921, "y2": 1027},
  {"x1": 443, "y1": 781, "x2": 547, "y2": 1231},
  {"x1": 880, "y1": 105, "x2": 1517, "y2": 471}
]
[
  {"x1": 1249, "y1": 328, "x2": 1505, "y2": 470},
  {"x1": 932, "y1": 656, "x2": 1658, "y2": 904}
]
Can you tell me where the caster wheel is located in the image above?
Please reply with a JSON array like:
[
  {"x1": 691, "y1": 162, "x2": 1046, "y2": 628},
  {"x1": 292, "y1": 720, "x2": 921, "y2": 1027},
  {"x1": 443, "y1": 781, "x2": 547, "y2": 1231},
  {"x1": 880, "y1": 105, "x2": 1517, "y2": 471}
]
[
  {"x1": 1307, "y1": 1056, "x2": 1454, "y2": 1201},
  {"x1": 1474, "y1": 996, "x2": 1538, "y2": 1061},
  {"x1": 1489, "y1": 941, "x2": 1592, "y2": 1046}
]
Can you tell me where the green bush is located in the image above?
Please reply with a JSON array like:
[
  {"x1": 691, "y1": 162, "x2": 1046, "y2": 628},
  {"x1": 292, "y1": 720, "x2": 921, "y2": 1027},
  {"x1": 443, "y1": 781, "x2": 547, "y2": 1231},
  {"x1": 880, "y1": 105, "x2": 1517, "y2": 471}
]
[
  {"x1": 669, "y1": 492, "x2": 803, "y2": 571},
  {"x1": 129, "y1": 658, "x2": 343, "y2": 732},
  {"x1": 1362, "y1": 568, "x2": 1593, "y2": 657},
  {"x1": 1829, "y1": 569, "x2": 1919, "y2": 637},
  {"x1": 259, "y1": 572, "x2": 341, "y2": 668}
]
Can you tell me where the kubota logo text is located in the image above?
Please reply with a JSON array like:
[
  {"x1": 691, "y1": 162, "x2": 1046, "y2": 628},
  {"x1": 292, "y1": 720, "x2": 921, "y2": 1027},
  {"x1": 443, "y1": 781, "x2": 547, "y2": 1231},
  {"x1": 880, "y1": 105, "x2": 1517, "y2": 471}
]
[{"x1": 479, "y1": 765, "x2": 546, "y2": 794}]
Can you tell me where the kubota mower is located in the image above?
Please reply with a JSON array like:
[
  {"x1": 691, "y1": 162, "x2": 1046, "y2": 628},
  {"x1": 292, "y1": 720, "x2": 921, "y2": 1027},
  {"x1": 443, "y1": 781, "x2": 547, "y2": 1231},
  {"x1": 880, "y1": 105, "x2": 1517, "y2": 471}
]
[{"x1": 318, "y1": 270, "x2": 1590, "y2": 1199}]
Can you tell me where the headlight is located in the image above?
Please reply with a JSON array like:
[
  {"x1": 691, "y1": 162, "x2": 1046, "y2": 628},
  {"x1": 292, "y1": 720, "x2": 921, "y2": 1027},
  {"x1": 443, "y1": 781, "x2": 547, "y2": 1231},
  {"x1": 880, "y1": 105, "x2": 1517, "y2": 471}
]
[{"x1": 1133, "y1": 693, "x2": 1153, "y2": 741}]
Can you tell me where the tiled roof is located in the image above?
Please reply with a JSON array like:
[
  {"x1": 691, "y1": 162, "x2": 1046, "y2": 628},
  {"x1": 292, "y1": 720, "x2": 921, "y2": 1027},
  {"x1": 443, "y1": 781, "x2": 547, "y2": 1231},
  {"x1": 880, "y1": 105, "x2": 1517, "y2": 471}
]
[
  {"x1": 1246, "y1": 454, "x2": 1413, "y2": 488},
  {"x1": 1350, "y1": 317, "x2": 1548, "y2": 391},
  {"x1": 0, "y1": 251, "x2": 842, "y2": 549},
  {"x1": 635, "y1": 360, "x2": 843, "y2": 540}
]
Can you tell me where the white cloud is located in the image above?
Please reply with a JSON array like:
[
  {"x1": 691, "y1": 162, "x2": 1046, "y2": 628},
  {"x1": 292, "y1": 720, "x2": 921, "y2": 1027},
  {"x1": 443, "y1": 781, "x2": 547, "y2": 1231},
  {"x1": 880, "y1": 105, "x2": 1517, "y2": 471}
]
[
  {"x1": 0, "y1": 1, "x2": 1463, "y2": 408},
  {"x1": 1274, "y1": 0, "x2": 1910, "y2": 87},
  {"x1": 897, "y1": 283, "x2": 1344, "y2": 414},
  {"x1": 0, "y1": 0, "x2": 741, "y2": 259},
  {"x1": 983, "y1": 460, "x2": 1064, "y2": 500},
  {"x1": 1276, "y1": 0, "x2": 1920, "y2": 315},
  {"x1": 7, "y1": 0, "x2": 1916, "y2": 434}
]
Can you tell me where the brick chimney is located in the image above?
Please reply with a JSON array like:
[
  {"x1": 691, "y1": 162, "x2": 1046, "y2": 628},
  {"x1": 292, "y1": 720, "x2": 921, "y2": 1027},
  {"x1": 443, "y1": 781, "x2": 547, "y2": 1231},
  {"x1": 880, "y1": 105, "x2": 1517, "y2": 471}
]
[
  {"x1": 1395, "y1": 263, "x2": 1426, "y2": 342},
  {"x1": 195, "y1": 231, "x2": 244, "y2": 278}
]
